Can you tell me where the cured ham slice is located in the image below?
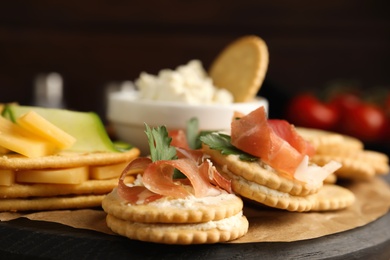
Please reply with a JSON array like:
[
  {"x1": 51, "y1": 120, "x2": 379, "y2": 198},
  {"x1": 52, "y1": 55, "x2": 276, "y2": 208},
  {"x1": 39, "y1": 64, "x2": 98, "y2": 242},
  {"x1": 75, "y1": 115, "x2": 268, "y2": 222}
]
[
  {"x1": 117, "y1": 157, "x2": 163, "y2": 204},
  {"x1": 117, "y1": 147, "x2": 232, "y2": 204},
  {"x1": 168, "y1": 129, "x2": 190, "y2": 149},
  {"x1": 176, "y1": 147, "x2": 232, "y2": 193},
  {"x1": 143, "y1": 158, "x2": 221, "y2": 198},
  {"x1": 268, "y1": 119, "x2": 315, "y2": 157},
  {"x1": 231, "y1": 106, "x2": 315, "y2": 177}
]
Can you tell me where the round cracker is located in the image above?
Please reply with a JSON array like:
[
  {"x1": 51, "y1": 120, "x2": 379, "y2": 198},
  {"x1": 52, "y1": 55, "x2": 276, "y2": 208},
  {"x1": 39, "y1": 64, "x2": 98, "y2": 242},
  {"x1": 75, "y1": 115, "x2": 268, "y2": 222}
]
[
  {"x1": 311, "y1": 154, "x2": 376, "y2": 181},
  {"x1": 296, "y1": 127, "x2": 389, "y2": 178},
  {"x1": 225, "y1": 170, "x2": 317, "y2": 212},
  {"x1": 0, "y1": 148, "x2": 140, "y2": 170},
  {"x1": 0, "y1": 194, "x2": 106, "y2": 212},
  {"x1": 203, "y1": 145, "x2": 322, "y2": 196},
  {"x1": 209, "y1": 35, "x2": 269, "y2": 102},
  {"x1": 105, "y1": 212, "x2": 249, "y2": 245},
  {"x1": 103, "y1": 188, "x2": 244, "y2": 224},
  {"x1": 226, "y1": 171, "x2": 355, "y2": 212},
  {"x1": 311, "y1": 184, "x2": 356, "y2": 211},
  {"x1": 296, "y1": 127, "x2": 364, "y2": 152},
  {"x1": 322, "y1": 149, "x2": 389, "y2": 175},
  {"x1": 0, "y1": 178, "x2": 125, "y2": 199}
]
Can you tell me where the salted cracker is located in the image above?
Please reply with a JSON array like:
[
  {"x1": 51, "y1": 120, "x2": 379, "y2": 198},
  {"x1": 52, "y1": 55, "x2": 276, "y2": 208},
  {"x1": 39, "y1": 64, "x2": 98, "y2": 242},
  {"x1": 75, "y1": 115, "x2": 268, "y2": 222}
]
[
  {"x1": 103, "y1": 188, "x2": 244, "y2": 224},
  {"x1": 0, "y1": 149, "x2": 139, "y2": 212},
  {"x1": 0, "y1": 194, "x2": 106, "y2": 212},
  {"x1": 0, "y1": 178, "x2": 134, "y2": 199},
  {"x1": 209, "y1": 35, "x2": 269, "y2": 102},
  {"x1": 296, "y1": 127, "x2": 363, "y2": 153},
  {"x1": 105, "y1": 212, "x2": 249, "y2": 245},
  {"x1": 311, "y1": 154, "x2": 377, "y2": 181},
  {"x1": 296, "y1": 127, "x2": 389, "y2": 180},
  {"x1": 311, "y1": 184, "x2": 356, "y2": 211},
  {"x1": 225, "y1": 170, "x2": 354, "y2": 212},
  {"x1": 203, "y1": 145, "x2": 322, "y2": 196},
  {"x1": 0, "y1": 148, "x2": 140, "y2": 170}
]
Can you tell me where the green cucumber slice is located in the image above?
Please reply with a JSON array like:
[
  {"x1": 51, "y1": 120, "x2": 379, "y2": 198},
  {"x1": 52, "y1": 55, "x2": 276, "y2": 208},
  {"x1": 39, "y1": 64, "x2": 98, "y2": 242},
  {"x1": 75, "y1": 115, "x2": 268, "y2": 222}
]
[{"x1": 2, "y1": 104, "x2": 120, "y2": 153}]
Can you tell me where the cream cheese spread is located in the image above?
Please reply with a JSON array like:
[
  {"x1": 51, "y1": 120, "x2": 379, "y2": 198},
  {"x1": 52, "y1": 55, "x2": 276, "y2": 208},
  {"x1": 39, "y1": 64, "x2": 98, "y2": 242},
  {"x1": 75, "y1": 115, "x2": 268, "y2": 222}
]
[
  {"x1": 131, "y1": 211, "x2": 244, "y2": 231},
  {"x1": 146, "y1": 192, "x2": 237, "y2": 209}
]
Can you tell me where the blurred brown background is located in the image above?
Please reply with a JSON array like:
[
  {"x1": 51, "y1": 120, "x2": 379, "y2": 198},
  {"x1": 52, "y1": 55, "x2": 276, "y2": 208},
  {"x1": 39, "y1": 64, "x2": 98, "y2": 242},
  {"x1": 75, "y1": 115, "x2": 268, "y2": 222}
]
[{"x1": 1, "y1": 0, "x2": 389, "y2": 120}]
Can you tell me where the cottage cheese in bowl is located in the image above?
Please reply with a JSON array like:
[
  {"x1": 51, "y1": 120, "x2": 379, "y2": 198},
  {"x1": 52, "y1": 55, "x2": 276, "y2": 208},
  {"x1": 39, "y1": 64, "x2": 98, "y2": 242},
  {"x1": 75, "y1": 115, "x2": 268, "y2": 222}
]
[
  {"x1": 136, "y1": 60, "x2": 233, "y2": 104},
  {"x1": 107, "y1": 60, "x2": 268, "y2": 154}
]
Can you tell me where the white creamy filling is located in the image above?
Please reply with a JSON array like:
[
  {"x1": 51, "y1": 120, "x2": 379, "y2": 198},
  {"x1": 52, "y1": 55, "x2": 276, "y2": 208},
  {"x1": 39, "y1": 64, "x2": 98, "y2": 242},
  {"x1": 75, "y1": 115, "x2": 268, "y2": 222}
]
[
  {"x1": 131, "y1": 173, "x2": 144, "y2": 187},
  {"x1": 131, "y1": 211, "x2": 244, "y2": 231},
  {"x1": 146, "y1": 191, "x2": 236, "y2": 209},
  {"x1": 135, "y1": 60, "x2": 233, "y2": 104}
]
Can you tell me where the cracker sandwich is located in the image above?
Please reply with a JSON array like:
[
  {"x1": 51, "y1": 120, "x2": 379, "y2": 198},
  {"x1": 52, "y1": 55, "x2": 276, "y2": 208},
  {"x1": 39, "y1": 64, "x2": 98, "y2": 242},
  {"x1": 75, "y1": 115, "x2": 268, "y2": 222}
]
[
  {"x1": 102, "y1": 125, "x2": 248, "y2": 244},
  {"x1": 201, "y1": 106, "x2": 356, "y2": 212}
]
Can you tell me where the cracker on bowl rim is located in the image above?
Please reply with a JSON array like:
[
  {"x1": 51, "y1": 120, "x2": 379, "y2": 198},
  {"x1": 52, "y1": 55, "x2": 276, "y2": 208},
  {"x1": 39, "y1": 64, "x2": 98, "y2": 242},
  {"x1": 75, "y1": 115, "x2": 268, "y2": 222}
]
[{"x1": 209, "y1": 35, "x2": 269, "y2": 102}]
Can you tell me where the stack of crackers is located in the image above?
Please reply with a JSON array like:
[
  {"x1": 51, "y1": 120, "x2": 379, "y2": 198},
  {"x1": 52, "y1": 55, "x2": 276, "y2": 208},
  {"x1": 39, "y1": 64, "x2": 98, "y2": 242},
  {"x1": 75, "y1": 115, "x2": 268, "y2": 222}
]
[
  {"x1": 103, "y1": 186, "x2": 249, "y2": 244},
  {"x1": 296, "y1": 127, "x2": 389, "y2": 182},
  {"x1": 201, "y1": 119, "x2": 388, "y2": 215},
  {"x1": 0, "y1": 150, "x2": 139, "y2": 212},
  {"x1": 202, "y1": 145, "x2": 356, "y2": 213}
]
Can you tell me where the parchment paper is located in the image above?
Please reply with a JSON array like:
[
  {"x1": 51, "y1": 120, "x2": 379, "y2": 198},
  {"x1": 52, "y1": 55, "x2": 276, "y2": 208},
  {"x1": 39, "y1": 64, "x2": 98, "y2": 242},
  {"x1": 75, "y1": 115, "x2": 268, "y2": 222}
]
[{"x1": 1, "y1": 176, "x2": 389, "y2": 243}]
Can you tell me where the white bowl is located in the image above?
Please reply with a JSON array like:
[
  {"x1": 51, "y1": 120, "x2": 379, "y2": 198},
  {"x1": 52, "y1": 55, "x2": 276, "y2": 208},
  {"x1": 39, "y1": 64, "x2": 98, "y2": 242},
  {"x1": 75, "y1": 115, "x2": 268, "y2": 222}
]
[{"x1": 107, "y1": 91, "x2": 268, "y2": 155}]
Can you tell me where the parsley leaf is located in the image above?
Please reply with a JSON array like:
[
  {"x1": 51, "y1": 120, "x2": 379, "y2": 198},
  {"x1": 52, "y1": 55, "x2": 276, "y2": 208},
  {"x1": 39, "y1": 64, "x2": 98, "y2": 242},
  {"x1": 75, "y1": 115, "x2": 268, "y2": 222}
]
[
  {"x1": 186, "y1": 117, "x2": 199, "y2": 149},
  {"x1": 200, "y1": 133, "x2": 258, "y2": 162},
  {"x1": 186, "y1": 117, "x2": 222, "y2": 150},
  {"x1": 144, "y1": 123, "x2": 177, "y2": 162}
]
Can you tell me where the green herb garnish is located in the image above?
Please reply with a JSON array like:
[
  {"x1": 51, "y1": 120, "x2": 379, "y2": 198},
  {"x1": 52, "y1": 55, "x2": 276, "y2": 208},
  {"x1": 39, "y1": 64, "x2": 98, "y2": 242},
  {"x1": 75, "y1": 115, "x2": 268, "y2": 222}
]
[
  {"x1": 186, "y1": 117, "x2": 221, "y2": 150},
  {"x1": 144, "y1": 123, "x2": 177, "y2": 162},
  {"x1": 144, "y1": 123, "x2": 185, "y2": 179},
  {"x1": 186, "y1": 117, "x2": 199, "y2": 149},
  {"x1": 200, "y1": 133, "x2": 258, "y2": 162}
]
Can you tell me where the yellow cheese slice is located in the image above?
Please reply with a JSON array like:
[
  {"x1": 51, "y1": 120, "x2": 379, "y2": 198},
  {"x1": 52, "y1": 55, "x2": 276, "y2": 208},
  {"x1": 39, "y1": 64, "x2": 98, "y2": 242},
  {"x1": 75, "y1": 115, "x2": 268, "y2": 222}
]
[
  {"x1": 16, "y1": 166, "x2": 89, "y2": 184},
  {"x1": 17, "y1": 111, "x2": 76, "y2": 149},
  {"x1": 0, "y1": 169, "x2": 15, "y2": 186},
  {"x1": 90, "y1": 162, "x2": 129, "y2": 180},
  {"x1": 0, "y1": 116, "x2": 57, "y2": 158}
]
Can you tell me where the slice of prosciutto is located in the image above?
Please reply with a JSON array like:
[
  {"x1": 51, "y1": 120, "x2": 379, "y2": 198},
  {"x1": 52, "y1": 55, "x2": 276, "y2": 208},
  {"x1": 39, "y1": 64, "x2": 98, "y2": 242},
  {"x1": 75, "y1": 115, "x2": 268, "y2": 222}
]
[
  {"x1": 117, "y1": 147, "x2": 232, "y2": 204},
  {"x1": 117, "y1": 157, "x2": 164, "y2": 204},
  {"x1": 231, "y1": 106, "x2": 317, "y2": 178},
  {"x1": 142, "y1": 157, "x2": 222, "y2": 198},
  {"x1": 168, "y1": 129, "x2": 190, "y2": 149}
]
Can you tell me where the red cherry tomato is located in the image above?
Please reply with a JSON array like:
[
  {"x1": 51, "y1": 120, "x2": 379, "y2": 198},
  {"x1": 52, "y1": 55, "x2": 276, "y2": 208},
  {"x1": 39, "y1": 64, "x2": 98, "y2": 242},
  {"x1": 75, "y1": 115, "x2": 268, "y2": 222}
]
[
  {"x1": 338, "y1": 103, "x2": 387, "y2": 143},
  {"x1": 329, "y1": 93, "x2": 361, "y2": 112},
  {"x1": 286, "y1": 94, "x2": 339, "y2": 130}
]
